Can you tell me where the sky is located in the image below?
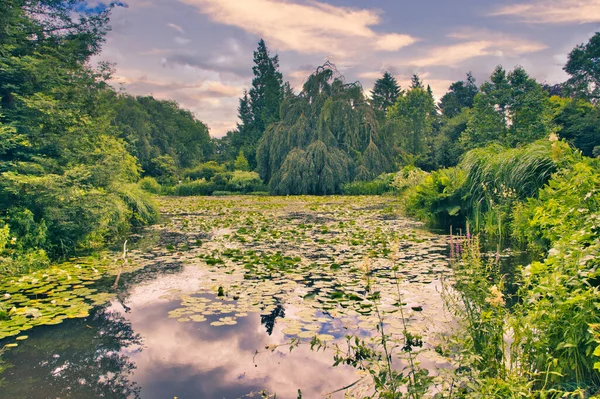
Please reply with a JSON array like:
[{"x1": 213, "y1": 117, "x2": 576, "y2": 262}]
[{"x1": 92, "y1": 0, "x2": 600, "y2": 137}]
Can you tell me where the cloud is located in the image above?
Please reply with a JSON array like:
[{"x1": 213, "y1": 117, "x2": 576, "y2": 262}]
[
  {"x1": 174, "y1": 36, "x2": 191, "y2": 45},
  {"x1": 491, "y1": 0, "x2": 600, "y2": 24},
  {"x1": 405, "y1": 28, "x2": 547, "y2": 67},
  {"x1": 176, "y1": 0, "x2": 417, "y2": 57},
  {"x1": 167, "y1": 23, "x2": 185, "y2": 34}
]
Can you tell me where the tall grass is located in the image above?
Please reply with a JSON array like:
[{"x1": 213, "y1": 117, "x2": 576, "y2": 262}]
[{"x1": 460, "y1": 141, "x2": 558, "y2": 208}]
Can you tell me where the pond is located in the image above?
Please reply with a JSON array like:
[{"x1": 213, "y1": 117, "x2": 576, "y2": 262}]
[{"x1": 0, "y1": 196, "x2": 456, "y2": 398}]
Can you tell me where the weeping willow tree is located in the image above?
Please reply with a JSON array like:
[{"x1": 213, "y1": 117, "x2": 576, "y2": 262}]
[{"x1": 257, "y1": 63, "x2": 392, "y2": 194}]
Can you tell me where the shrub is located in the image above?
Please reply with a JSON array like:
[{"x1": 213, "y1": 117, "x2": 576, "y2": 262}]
[
  {"x1": 227, "y1": 171, "x2": 264, "y2": 193},
  {"x1": 173, "y1": 179, "x2": 216, "y2": 196},
  {"x1": 138, "y1": 176, "x2": 161, "y2": 194},
  {"x1": 405, "y1": 167, "x2": 466, "y2": 228},
  {"x1": 112, "y1": 183, "x2": 160, "y2": 226},
  {"x1": 341, "y1": 173, "x2": 396, "y2": 195},
  {"x1": 183, "y1": 161, "x2": 226, "y2": 181},
  {"x1": 391, "y1": 166, "x2": 429, "y2": 193}
]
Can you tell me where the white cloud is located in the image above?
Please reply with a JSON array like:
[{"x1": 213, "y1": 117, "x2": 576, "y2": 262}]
[
  {"x1": 174, "y1": 36, "x2": 191, "y2": 45},
  {"x1": 405, "y1": 28, "x2": 547, "y2": 67},
  {"x1": 176, "y1": 0, "x2": 417, "y2": 57},
  {"x1": 491, "y1": 0, "x2": 600, "y2": 24},
  {"x1": 167, "y1": 23, "x2": 185, "y2": 34}
]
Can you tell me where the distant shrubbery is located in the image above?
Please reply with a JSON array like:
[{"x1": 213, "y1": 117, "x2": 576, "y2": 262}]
[
  {"x1": 341, "y1": 168, "x2": 429, "y2": 196},
  {"x1": 171, "y1": 171, "x2": 265, "y2": 196},
  {"x1": 341, "y1": 174, "x2": 395, "y2": 195}
]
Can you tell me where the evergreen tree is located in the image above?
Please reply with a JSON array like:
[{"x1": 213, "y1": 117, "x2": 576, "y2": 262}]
[
  {"x1": 234, "y1": 151, "x2": 251, "y2": 171},
  {"x1": 231, "y1": 39, "x2": 284, "y2": 169},
  {"x1": 371, "y1": 72, "x2": 401, "y2": 116},
  {"x1": 439, "y1": 72, "x2": 479, "y2": 118},
  {"x1": 410, "y1": 74, "x2": 424, "y2": 89}
]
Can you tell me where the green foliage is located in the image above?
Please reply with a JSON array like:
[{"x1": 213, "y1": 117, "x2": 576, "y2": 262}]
[
  {"x1": 0, "y1": 1, "x2": 168, "y2": 265},
  {"x1": 138, "y1": 176, "x2": 161, "y2": 194},
  {"x1": 113, "y1": 94, "x2": 213, "y2": 176},
  {"x1": 183, "y1": 161, "x2": 227, "y2": 181},
  {"x1": 438, "y1": 72, "x2": 479, "y2": 118},
  {"x1": 234, "y1": 151, "x2": 251, "y2": 171},
  {"x1": 462, "y1": 66, "x2": 552, "y2": 148},
  {"x1": 173, "y1": 179, "x2": 216, "y2": 196},
  {"x1": 371, "y1": 72, "x2": 401, "y2": 117},
  {"x1": 148, "y1": 154, "x2": 178, "y2": 184},
  {"x1": 225, "y1": 40, "x2": 284, "y2": 168},
  {"x1": 269, "y1": 141, "x2": 353, "y2": 195},
  {"x1": 405, "y1": 167, "x2": 466, "y2": 227},
  {"x1": 341, "y1": 173, "x2": 396, "y2": 195},
  {"x1": 432, "y1": 108, "x2": 470, "y2": 168},
  {"x1": 258, "y1": 63, "x2": 391, "y2": 194},
  {"x1": 172, "y1": 170, "x2": 265, "y2": 196},
  {"x1": 390, "y1": 166, "x2": 428, "y2": 193},
  {"x1": 565, "y1": 32, "x2": 600, "y2": 102},
  {"x1": 228, "y1": 171, "x2": 264, "y2": 193},
  {"x1": 388, "y1": 86, "x2": 436, "y2": 162},
  {"x1": 111, "y1": 183, "x2": 160, "y2": 226},
  {"x1": 551, "y1": 97, "x2": 600, "y2": 157},
  {"x1": 460, "y1": 140, "x2": 560, "y2": 237}
]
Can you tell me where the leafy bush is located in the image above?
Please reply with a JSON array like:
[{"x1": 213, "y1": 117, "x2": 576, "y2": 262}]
[
  {"x1": 138, "y1": 176, "x2": 161, "y2": 194},
  {"x1": 0, "y1": 223, "x2": 50, "y2": 276},
  {"x1": 172, "y1": 179, "x2": 216, "y2": 196},
  {"x1": 112, "y1": 183, "x2": 160, "y2": 226},
  {"x1": 183, "y1": 161, "x2": 226, "y2": 181},
  {"x1": 148, "y1": 154, "x2": 178, "y2": 183},
  {"x1": 342, "y1": 173, "x2": 395, "y2": 195},
  {"x1": 509, "y1": 156, "x2": 600, "y2": 392},
  {"x1": 391, "y1": 166, "x2": 428, "y2": 193},
  {"x1": 227, "y1": 171, "x2": 264, "y2": 193},
  {"x1": 405, "y1": 167, "x2": 466, "y2": 228}
]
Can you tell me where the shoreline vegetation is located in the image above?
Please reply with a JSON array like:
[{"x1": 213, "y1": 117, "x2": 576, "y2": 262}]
[{"x1": 1, "y1": 1, "x2": 600, "y2": 397}]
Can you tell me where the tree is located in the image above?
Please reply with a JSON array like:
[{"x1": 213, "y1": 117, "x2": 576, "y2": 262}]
[
  {"x1": 552, "y1": 97, "x2": 600, "y2": 157},
  {"x1": 410, "y1": 74, "x2": 424, "y2": 89},
  {"x1": 0, "y1": 1, "x2": 158, "y2": 257},
  {"x1": 113, "y1": 95, "x2": 213, "y2": 180},
  {"x1": 439, "y1": 72, "x2": 479, "y2": 118},
  {"x1": 388, "y1": 86, "x2": 436, "y2": 163},
  {"x1": 257, "y1": 63, "x2": 392, "y2": 194},
  {"x1": 564, "y1": 32, "x2": 600, "y2": 103},
  {"x1": 234, "y1": 150, "x2": 251, "y2": 171},
  {"x1": 229, "y1": 39, "x2": 284, "y2": 168},
  {"x1": 371, "y1": 72, "x2": 401, "y2": 116},
  {"x1": 462, "y1": 66, "x2": 551, "y2": 148}
]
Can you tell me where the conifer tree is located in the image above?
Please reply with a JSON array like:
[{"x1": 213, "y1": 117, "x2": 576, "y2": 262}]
[
  {"x1": 249, "y1": 39, "x2": 284, "y2": 134},
  {"x1": 371, "y1": 72, "x2": 401, "y2": 116},
  {"x1": 410, "y1": 74, "x2": 424, "y2": 89},
  {"x1": 234, "y1": 150, "x2": 250, "y2": 171},
  {"x1": 439, "y1": 72, "x2": 479, "y2": 118},
  {"x1": 232, "y1": 39, "x2": 284, "y2": 169}
]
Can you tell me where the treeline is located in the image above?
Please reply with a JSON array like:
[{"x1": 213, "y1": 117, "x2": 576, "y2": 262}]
[
  {"x1": 217, "y1": 35, "x2": 600, "y2": 195},
  {"x1": 0, "y1": 1, "x2": 217, "y2": 273}
]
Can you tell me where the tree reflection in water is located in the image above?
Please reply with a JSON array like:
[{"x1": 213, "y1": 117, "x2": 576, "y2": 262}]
[
  {"x1": 0, "y1": 305, "x2": 142, "y2": 398},
  {"x1": 261, "y1": 303, "x2": 285, "y2": 336}
]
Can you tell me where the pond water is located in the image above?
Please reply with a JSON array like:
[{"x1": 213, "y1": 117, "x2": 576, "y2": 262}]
[{"x1": 0, "y1": 196, "x2": 456, "y2": 398}]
